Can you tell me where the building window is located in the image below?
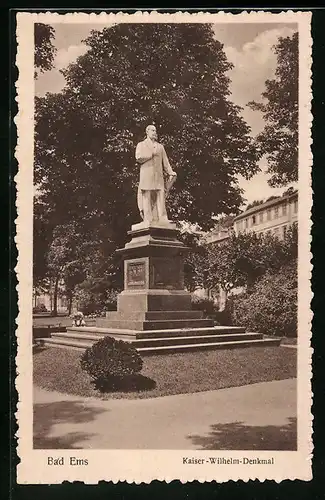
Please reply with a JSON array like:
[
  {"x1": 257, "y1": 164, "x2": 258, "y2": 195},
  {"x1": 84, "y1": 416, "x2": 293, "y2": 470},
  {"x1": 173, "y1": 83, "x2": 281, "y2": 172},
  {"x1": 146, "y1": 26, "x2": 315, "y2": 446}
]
[
  {"x1": 274, "y1": 227, "x2": 279, "y2": 237},
  {"x1": 274, "y1": 206, "x2": 279, "y2": 218},
  {"x1": 245, "y1": 218, "x2": 248, "y2": 229},
  {"x1": 267, "y1": 209, "x2": 271, "y2": 221},
  {"x1": 259, "y1": 212, "x2": 264, "y2": 223},
  {"x1": 294, "y1": 200, "x2": 298, "y2": 213},
  {"x1": 282, "y1": 204, "x2": 287, "y2": 216},
  {"x1": 252, "y1": 215, "x2": 256, "y2": 225}
]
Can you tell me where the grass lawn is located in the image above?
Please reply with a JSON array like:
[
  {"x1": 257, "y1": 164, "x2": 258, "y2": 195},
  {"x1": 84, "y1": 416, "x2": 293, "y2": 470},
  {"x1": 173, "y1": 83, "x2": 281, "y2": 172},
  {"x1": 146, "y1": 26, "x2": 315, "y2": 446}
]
[
  {"x1": 280, "y1": 337, "x2": 298, "y2": 345},
  {"x1": 33, "y1": 346, "x2": 296, "y2": 400}
]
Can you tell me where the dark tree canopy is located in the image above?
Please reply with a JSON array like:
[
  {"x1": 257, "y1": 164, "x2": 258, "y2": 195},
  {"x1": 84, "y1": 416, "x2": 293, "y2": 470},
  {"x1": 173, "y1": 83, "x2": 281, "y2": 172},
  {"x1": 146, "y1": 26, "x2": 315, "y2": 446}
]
[
  {"x1": 249, "y1": 32, "x2": 298, "y2": 187},
  {"x1": 34, "y1": 23, "x2": 56, "y2": 75},
  {"x1": 35, "y1": 23, "x2": 259, "y2": 235}
]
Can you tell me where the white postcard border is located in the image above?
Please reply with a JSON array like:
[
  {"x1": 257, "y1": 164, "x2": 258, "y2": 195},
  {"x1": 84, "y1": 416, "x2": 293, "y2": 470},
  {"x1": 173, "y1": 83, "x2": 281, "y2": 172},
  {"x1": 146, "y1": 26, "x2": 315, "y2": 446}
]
[{"x1": 15, "y1": 10, "x2": 313, "y2": 484}]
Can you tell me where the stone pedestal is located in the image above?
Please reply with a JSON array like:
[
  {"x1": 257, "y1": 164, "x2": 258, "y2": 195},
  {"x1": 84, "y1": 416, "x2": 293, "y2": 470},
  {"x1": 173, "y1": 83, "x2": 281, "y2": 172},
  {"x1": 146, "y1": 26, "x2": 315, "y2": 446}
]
[
  {"x1": 96, "y1": 221, "x2": 214, "y2": 331},
  {"x1": 54, "y1": 221, "x2": 280, "y2": 352}
]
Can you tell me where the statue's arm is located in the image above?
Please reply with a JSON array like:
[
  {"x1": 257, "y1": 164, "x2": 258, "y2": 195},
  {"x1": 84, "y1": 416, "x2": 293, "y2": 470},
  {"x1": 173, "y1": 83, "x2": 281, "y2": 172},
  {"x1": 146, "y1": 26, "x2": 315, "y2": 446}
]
[
  {"x1": 162, "y1": 146, "x2": 176, "y2": 176},
  {"x1": 135, "y1": 143, "x2": 153, "y2": 164}
]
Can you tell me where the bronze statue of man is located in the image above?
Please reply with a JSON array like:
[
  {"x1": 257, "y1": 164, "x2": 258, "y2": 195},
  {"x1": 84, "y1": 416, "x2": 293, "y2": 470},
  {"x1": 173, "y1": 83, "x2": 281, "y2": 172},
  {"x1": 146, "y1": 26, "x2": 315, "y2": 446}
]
[{"x1": 135, "y1": 125, "x2": 177, "y2": 223}]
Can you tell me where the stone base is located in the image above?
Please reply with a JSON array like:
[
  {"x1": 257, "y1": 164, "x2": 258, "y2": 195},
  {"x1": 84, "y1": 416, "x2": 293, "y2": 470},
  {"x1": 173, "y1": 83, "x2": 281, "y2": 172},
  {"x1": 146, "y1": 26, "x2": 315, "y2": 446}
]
[
  {"x1": 117, "y1": 289, "x2": 193, "y2": 312},
  {"x1": 97, "y1": 289, "x2": 212, "y2": 331},
  {"x1": 131, "y1": 220, "x2": 177, "y2": 232},
  {"x1": 104, "y1": 310, "x2": 204, "y2": 320},
  {"x1": 97, "y1": 316, "x2": 213, "y2": 331},
  {"x1": 96, "y1": 222, "x2": 211, "y2": 332}
]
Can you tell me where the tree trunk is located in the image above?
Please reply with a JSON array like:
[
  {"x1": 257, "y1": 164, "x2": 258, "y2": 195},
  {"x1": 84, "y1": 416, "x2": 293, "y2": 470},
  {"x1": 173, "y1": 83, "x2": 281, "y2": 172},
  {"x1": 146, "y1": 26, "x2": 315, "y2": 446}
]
[
  {"x1": 68, "y1": 290, "x2": 73, "y2": 316},
  {"x1": 219, "y1": 285, "x2": 228, "y2": 312},
  {"x1": 52, "y1": 275, "x2": 60, "y2": 316}
]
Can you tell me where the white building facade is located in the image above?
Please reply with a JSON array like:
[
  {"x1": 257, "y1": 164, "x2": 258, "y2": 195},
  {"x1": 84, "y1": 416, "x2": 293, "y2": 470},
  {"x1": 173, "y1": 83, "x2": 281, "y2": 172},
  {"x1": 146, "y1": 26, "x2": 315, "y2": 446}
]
[{"x1": 233, "y1": 190, "x2": 298, "y2": 239}]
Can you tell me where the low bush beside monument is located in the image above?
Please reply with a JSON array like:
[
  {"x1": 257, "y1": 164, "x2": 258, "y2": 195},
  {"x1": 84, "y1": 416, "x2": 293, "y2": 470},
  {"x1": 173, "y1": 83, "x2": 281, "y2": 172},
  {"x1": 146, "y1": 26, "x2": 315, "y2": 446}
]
[{"x1": 80, "y1": 336, "x2": 144, "y2": 389}]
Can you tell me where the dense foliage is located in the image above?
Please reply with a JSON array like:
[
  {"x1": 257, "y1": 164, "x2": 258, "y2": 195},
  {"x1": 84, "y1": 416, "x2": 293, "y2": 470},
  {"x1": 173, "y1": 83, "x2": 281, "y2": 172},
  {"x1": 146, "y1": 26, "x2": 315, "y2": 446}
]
[
  {"x1": 76, "y1": 288, "x2": 118, "y2": 315},
  {"x1": 230, "y1": 261, "x2": 297, "y2": 337},
  {"x1": 34, "y1": 23, "x2": 56, "y2": 76},
  {"x1": 183, "y1": 224, "x2": 297, "y2": 301},
  {"x1": 249, "y1": 32, "x2": 298, "y2": 187},
  {"x1": 80, "y1": 336, "x2": 143, "y2": 381}
]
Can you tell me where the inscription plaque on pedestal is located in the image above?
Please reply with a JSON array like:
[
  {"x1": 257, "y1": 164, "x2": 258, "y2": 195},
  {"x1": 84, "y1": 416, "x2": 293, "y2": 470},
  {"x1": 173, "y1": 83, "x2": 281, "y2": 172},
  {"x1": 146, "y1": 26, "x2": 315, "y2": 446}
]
[{"x1": 126, "y1": 261, "x2": 146, "y2": 288}]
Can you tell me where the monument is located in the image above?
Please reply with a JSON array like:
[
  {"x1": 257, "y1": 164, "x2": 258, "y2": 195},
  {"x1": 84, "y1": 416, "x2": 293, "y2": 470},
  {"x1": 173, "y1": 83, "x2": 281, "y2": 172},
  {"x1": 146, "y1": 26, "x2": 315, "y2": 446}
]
[
  {"x1": 96, "y1": 124, "x2": 210, "y2": 331},
  {"x1": 51, "y1": 125, "x2": 281, "y2": 353}
]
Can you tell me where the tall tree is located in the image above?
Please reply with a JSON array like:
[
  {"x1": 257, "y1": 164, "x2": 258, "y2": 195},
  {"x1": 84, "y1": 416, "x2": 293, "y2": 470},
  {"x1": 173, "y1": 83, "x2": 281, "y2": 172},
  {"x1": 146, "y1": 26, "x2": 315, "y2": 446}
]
[
  {"x1": 249, "y1": 32, "x2": 298, "y2": 187},
  {"x1": 34, "y1": 23, "x2": 56, "y2": 77},
  {"x1": 46, "y1": 220, "x2": 120, "y2": 315},
  {"x1": 35, "y1": 23, "x2": 259, "y2": 239},
  {"x1": 33, "y1": 199, "x2": 54, "y2": 290}
]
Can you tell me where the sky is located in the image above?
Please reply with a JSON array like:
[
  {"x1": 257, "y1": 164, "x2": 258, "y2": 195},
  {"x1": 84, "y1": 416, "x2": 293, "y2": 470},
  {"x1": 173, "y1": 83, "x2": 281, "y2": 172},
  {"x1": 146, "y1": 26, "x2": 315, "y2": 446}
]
[{"x1": 35, "y1": 21, "x2": 298, "y2": 207}]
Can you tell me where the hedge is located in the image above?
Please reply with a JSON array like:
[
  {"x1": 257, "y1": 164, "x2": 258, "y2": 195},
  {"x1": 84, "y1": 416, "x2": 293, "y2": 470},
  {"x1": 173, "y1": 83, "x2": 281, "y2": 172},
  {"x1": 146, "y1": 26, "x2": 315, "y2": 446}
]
[{"x1": 230, "y1": 262, "x2": 297, "y2": 337}]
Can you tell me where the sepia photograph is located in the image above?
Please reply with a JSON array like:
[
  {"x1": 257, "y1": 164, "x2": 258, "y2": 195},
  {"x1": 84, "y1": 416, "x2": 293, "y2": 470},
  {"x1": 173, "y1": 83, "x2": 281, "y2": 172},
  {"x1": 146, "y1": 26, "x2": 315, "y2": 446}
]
[{"x1": 15, "y1": 11, "x2": 312, "y2": 483}]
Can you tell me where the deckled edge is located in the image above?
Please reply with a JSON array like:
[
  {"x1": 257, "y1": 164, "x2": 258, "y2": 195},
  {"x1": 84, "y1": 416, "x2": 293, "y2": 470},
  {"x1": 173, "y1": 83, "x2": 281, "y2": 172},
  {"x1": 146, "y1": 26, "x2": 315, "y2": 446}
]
[{"x1": 14, "y1": 9, "x2": 313, "y2": 484}]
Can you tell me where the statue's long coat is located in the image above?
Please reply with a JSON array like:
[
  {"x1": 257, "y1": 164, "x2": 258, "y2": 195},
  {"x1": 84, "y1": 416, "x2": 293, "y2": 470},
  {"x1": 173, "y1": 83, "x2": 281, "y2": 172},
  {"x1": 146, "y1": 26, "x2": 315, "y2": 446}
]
[{"x1": 135, "y1": 138, "x2": 174, "y2": 190}]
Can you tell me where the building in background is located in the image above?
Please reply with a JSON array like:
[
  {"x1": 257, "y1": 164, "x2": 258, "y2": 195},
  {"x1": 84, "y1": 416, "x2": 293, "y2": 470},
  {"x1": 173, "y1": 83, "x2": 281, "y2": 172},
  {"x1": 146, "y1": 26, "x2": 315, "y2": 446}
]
[
  {"x1": 204, "y1": 215, "x2": 235, "y2": 245},
  {"x1": 205, "y1": 189, "x2": 298, "y2": 245},
  {"x1": 233, "y1": 189, "x2": 298, "y2": 239},
  {"x1": 204, "y1": 226, "x2": 233, "y2": 245}
]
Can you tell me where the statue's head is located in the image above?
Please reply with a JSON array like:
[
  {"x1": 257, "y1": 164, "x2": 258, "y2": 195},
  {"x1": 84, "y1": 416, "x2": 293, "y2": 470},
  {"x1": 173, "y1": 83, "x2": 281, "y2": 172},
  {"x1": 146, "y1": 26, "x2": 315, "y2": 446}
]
[{"x1": 146, "y1": 124, "x2": 157, "y2": 141}]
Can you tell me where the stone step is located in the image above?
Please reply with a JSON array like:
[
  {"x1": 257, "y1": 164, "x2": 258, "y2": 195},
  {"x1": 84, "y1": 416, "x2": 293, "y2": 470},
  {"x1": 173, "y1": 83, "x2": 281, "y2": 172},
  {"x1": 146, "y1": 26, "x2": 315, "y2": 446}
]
[
  {"x1": 138, "y1": 338, "x2": 282, "y2": 355},
  {"x1": 38, "y1": 335, "x2": 281, "y2": 354},
  {"x1": 105, "y1": 310, "x2": 204, "y2": 320},
  {"x1": 37, "y1": 337, "x2": 93, "y2": 350},
  {"x1": 96, "y1": 318, "x2": 214, "y2": 331},
  {"x1": 51, "y1": 331, "x2": 263, "y2": 348},
  {"x1": 66, "y1": 325, "x2": 246, "y2": 339}
]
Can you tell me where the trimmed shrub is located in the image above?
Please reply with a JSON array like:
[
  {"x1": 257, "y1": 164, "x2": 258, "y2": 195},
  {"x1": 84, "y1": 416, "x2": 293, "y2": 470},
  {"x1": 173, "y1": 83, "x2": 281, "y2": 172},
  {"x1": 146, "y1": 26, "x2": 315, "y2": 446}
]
[
  {"x1": 230, "y1": 262, "x2": 297, "y2": 337},
  {"x1": 80, "y1": 336, "x2": 143, "y2": 381}
]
